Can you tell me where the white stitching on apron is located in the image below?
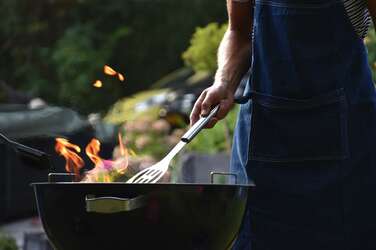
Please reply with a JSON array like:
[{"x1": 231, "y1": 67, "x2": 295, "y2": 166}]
[{"x1": 255, "y1": 0, "x2": 342, "y2": 9}]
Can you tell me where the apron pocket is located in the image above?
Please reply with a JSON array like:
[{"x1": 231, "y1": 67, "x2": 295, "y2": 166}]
[{"x1": 250, "y1": 88, "x2": 349, "y2": 162}]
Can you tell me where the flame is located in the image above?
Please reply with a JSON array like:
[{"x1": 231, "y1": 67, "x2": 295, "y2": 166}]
[
  {"x1": 104, "y1": 175, "x2": 111, "y2": 183},
  {"x1": 93, "y1": 80, "x2": 103, "y2": 88},
  {"x1": 82, "y1": 134, "x2": 130, "y2": 182},
  {"x1": 118, "y1": 133, "x2": 126, "y2": 157},
  {"x1": 85, "y1": 138, "x2": 103, "y2": 167},
  {"x1": 104, "y1": 65, "x2": 117, "y2": 76},
  {"x1": 56, "y1": 132, "x2": 133, "y2": 182},
  {"x1": 116, "y1": 133, "x2": 129, "y2": 174},
  {"x1": 55, "y1": 138, "x2": 85, "y2": 178},
  {"x1": 84, "y1": 139, "x2": 112, "y2": 183}
]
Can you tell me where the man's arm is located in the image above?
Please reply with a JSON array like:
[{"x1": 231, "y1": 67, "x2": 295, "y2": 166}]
[
  {"x1": 367, "y1": 1, "x2": 376, "y2": 26},
  {"x1": 216, "y1": 0, "x2": 253, "y2": 93},
  {"x1": 190, "y1": 0, "x2": 253, "y2": 127}
]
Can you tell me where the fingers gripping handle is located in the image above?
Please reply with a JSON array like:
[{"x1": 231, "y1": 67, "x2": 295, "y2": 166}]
[{"x1": 182, "y1": 105, "x2": 220, "y2": 143}]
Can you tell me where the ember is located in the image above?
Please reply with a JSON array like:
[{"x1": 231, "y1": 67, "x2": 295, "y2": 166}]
[
  {"x1": 117, "y1": 72, "x2": 125, "y2": 82},
  {"x1": 92, "y1": 65, "x2": 125, "y2": 88},
  {"x1": 103, "y1": 65, "x2": 117, "y2": 76},
  {"x1": 93, "y1": 80, "x2": 103, "y2": 88},
  {"x1": 104, "y1": 65, "x2": 125, "y2": 82}
]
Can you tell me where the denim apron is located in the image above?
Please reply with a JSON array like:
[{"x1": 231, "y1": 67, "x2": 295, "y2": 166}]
[{"x1": 230, "y1": 0, "x2": 376, "y2": 249}]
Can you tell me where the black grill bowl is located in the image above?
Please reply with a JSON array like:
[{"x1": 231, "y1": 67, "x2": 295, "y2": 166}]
[{"x1": 32, "y1": 183, "x2": 253, "y2": 250}]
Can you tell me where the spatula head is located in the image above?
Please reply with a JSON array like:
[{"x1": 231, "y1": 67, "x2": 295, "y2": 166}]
[{"x1": 127, "y1": 168, "x2": 165, "y2": 184}]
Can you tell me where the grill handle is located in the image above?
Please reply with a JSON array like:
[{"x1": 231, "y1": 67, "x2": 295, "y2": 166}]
[
  {"x1": 210, "y1": 172, "x2": 238, "y2": 184},
  {"x1": 86, "y1": 195, "x2": 147, "y2": 214},
  {"x1": 0, "y1": 132, "x2": 51, "y2": 170},
  {"x1": 181, "y1": 104, "x2": 220, "y2": 143}
]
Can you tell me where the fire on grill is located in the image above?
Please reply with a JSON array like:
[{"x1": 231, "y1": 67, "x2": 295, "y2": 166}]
[
  {"x1": 55, "y1": 134, "x2": 131, "y2": 183},
  {"x1": 30, "y1": 70, "x2": 254, "y2": 249},
  {"x1": 32, "y1": 128, "x2": 254, "y2": 249}
]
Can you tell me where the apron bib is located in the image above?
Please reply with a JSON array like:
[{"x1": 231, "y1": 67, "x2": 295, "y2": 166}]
[{"x1": 231, "y1": 0, "x2": 376, "y2": 249}]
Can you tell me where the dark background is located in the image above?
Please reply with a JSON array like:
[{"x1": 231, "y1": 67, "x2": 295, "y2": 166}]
[{"x1": 0, "y1": 0, "x2": 227, "y2": 114}]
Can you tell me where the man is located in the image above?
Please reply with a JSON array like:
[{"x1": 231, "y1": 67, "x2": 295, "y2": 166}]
[{"x1": 190, "y1": 0, "x2": 376, "y2": 249}]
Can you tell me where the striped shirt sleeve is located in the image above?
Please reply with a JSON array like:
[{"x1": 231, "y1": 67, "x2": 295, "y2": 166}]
[{"x1": 343, "y1": 0, "x2": 372, "y2": 38}]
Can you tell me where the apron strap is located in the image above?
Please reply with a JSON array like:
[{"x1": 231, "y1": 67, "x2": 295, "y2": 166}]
[
  {"x1": 234, "y1": 93, "x2": 253, "y2": 104},
  {"x1": 235, "y1": 71, "x2": 253, "y2": 104}
]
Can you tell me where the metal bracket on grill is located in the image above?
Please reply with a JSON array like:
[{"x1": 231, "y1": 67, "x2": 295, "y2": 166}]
[
  {"x1": 210, "y1": 172, "x2": 238, "y2": 184},
  {"x1": 48, "y1": 173, "x2": 76, "y2": 183}
]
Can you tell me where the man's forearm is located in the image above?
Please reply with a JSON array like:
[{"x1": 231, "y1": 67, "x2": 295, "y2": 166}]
[
  {"x1": 214, "y1": 29, "x2": 251, "y2": 94},
  {"x1": 189, "y1": 0, "x2": 253, "y2": 125},
  {"x1": 214, "y1": 0, "x2": 253, "y2": 94}
]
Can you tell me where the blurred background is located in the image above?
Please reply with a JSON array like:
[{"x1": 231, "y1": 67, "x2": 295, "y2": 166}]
[
  {"x1": 1, "y1": 0, "x2": 376, "y2": 249},
  {"x1": 0, "y1": 1, "x2": 234, "y2": 249}
]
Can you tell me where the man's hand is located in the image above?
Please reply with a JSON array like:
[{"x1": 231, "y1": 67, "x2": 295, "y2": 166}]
[
  {"x1": 190, "y1": 83, "x2": 235, "y2": 128},
  {"x1": 189, "y1": 0, "x2": 253, "y2": 129}
]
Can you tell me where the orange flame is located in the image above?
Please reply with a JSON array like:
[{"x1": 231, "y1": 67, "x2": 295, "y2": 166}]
[
  {"x1": 56, "y1": 133, "x2": 132, "y2": 182},
  {"x1": 85, "y1": 138, "x2": 103, "y2": 166},
  {"x1": 83, "y1": 134, "x2": 130, "y2": 182},
  {"x1": 116, "y1": 133, "x2": 129, "y2": 174},
  {"x1": 104, "y1": 175, "x2": 111, "y2": 183},
  {"x1": 93, "y1": 80, "x2": 103, "y2": 88},
  {"x1": 55, "y1": 138, "x2": 85, "y2": 178},
  {"x1": 118, "y1": 133, "x2": 126, "y2": 157}
]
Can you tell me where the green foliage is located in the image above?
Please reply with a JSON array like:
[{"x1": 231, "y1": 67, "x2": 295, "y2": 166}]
[
  {"x1": 50, "y1": 24, "x2": 129, "y2": 113},
  {"x1": 0, "y1": 233, "x2": 18, "y2": 250},
  {"x1": 365, "y1": 27, "x2": 376, "y2": 82},
  {"x1": 105, "y1": 89, "x2": 167, "y2": 124},
  {"x1": 182, "y1": 23, "x2": 228, "y2": 73}
]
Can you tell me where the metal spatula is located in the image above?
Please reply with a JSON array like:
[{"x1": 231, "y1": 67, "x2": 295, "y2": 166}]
[{"x1": 126, "y1": 105, "x2": 220, "y2": 184}]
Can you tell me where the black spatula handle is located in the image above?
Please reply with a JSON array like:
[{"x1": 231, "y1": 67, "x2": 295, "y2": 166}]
[{"x1": 181, "y1": 104, "x2": 220, "y2": 143}]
